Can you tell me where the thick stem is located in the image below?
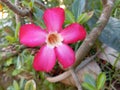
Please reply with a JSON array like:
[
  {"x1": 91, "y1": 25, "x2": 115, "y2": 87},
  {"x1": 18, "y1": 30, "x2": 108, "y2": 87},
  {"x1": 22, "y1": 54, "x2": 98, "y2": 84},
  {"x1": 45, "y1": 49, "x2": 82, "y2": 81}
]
[
  {"x1": 0, "y1": 0, "x2": 30, "y2": 17},
  {"x1": 70, "y1": 68, "x2": 82, "y2": 90},
  {"x1": 73, "y1": 0, "x2": 115, "y2": 68}
]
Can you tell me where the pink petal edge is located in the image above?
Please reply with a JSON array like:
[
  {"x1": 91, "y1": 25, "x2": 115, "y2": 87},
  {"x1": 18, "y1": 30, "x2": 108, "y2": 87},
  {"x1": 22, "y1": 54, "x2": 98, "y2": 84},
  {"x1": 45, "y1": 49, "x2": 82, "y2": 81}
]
[
  {"x1": 60, "y1": 23, "x2": 86, "y2": 44},
  {"x1": 55, "y1": 44, "x2": 75, "y2": 68},
  {"x1": 19, "y1": 24, "x2": 47, "y2": 47},
  {"x1": 33, "y1": 45, "x2": 56, "y2": 72},
  {"x1": 43, "y1": 7, "x2": 65, "y2": 32}
]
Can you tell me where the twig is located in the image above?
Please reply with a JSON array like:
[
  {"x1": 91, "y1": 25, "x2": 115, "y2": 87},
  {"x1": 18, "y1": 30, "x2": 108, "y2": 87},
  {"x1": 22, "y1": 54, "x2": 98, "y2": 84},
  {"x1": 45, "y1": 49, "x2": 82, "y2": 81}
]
[
  {"x1": 102, "y1": 0, "x2": 107, "y2": 7},
  {"x1": 0, "y1": 0, "x2": 30, "y2": 17},
  {"x1": 69, "y1": 49, "x2": 102, "y2": 89},
  {"x1": 34, "y1": 0, "x2": 47, "y2": 9},
  {"x1": 75, "y1": 50, "x2": 101, "y2": 72},
  {"x1": 0, "y1": 45, "x2": 26, "y2": 65},
  {"x1": 15, "y1": 0, "x2": 21, "y2": 23},
  {"x1": 70, "y1": 68, "x2": 82, "y2": 90},
  {"x1": 73, "y1": 0, "x2": 115, "y2": 68},
  {"x1": 46, "y1": 49, "x2": 102, "y2": 82}
]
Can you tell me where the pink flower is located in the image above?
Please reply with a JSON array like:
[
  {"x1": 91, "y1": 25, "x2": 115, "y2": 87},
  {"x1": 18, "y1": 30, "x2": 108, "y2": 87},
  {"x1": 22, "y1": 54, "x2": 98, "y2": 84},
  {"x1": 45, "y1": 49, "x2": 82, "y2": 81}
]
[{"x1": 19, "y1": 7, "x2": 86, "y2": 72}]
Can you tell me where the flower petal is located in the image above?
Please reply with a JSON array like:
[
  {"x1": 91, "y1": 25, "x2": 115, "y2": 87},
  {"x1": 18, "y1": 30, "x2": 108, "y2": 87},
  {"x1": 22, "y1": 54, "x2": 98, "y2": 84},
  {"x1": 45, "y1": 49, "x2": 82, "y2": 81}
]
[
  {"x1": 43, "y1": 7, "x2": 65, "y2": 32},
  {"x1": 60, "y1": 23, "x2": 86, "y2": 44},
  {"x1": 19, "y1": 24, "x2": 47, "y2": 47},
  {"x1": 55, "y1": 44, "x2": 75, "y2": 68},
  {"x1": 33, "y1": 45, "x2": 56, "y2": 72}
]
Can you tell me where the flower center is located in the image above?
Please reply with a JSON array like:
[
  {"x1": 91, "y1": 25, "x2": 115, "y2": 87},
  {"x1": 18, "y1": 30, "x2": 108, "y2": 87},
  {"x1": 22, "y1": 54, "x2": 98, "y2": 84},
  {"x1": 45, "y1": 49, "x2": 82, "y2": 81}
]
[{"x1": 46, "y1": 32, "x2": 63, "y2": 48}]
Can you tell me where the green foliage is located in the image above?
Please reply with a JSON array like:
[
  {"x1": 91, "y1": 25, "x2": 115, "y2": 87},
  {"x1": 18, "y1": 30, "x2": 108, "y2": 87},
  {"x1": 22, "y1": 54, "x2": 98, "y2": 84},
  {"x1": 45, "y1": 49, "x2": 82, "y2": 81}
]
[
  {"x1": 82, "y1": 83, "x2": 96, "y2": 90},
  {"x1": 7, "y1": 79, "x2": 36, "y2": 90},
  {"x1": 28, "y1": 0, "x2": 35, "y2": 9},
  {"x1": 82, "y1": 73, "x2": 106, "y2": 90},
  {"x1": 82, "y1": 74, "x2": 96, "y2": 90},
  {"x1": 99, "y1": 17, "x2": 120, "y2": 52},
  {"x1": 64, "y1": 0, "x2": 93, "y2": 26},
  {"x1": 15, "y1": 22, "x2": 20, "y2": 41},
  {"x1": 77, "y1": 11, "x2": 94, "y2": 24},
  {"x1": 64, "y1": 9, "x2": 75, "y2": 25},
  {"x1": 112, "y1": 0, "x2": 120, "y2": 19},
  {"x1": 33, "y1": 7, "x2": 45, "y2": 28},
  {"x1": 72, "y1": 0, "x2": 86, "y2": 19},
  {"x1": 13, "y1": 80, "x2": 20, "y2": 90},
  {"x1": 24, "y1": 80, "x2": 36, "y2": 90},
  {"x1": 7, "y1": 80, "x2": 20, "y2": 90},
  {"x1": 96, "y1": 73, "x2": 106, "y2": 90}
]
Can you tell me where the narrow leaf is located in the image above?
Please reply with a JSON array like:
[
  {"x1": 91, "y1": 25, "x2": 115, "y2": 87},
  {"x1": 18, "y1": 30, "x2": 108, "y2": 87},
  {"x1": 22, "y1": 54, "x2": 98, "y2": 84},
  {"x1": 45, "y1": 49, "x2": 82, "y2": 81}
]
[
  {"x1": 15, "y1": 22, "x2": 20, "y2": 40},
  {"x1": 29, "y1": 0, "x2": 34, "y2": 9},
  {"x1": 97, "y1": 72, "x2": 106, "y2": 90},
  {"x1": 82, "y1": 82, "x2": 96, "y2": 90},
  {"x1": 72, "y1": 0, "x2": 86, "y2": 19},
  {"x1": 13, "y1": 80, "x2": 20, "y2": 90},
  {"x1": 24, "y1": 80, "x2": 36, "y2": 90},
  {"x1": 84, "y1": 74, "x2": 96, "y2": 87},
  {"x1": 5, "y1": 36, "x2": 16, "y2": 43},
  {"x1": 77, "y1": 11, "x2": 94, "y2": 24},
  {"x1": 65, "y1": 9, "x2": 75, "y2": 25}
]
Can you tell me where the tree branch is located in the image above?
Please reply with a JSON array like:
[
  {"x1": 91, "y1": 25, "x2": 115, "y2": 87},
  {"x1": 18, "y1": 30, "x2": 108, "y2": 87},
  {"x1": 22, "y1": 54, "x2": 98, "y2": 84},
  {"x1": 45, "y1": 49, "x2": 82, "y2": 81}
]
[
  {"x1": 73, "y1": 0, "x2": 115, "y2": 68},
  {"x1": 15, "y1": 0, "x2": 21, "y2": 23},
  {"x1": 0, "y1": 0, "x2": 30, "y2": 17},
  {"x1": 34, "y1": 0, "x2": 47, "y2": 9},
  {"x1": 0, "y1": 45, "x2": 25, "y2": 65},
  {"x1": 102, "y1": 0, "x2": 107, "y2": 7},
  {"x1": 70, "y1": 68, "x2": 82, "y2": 90}
]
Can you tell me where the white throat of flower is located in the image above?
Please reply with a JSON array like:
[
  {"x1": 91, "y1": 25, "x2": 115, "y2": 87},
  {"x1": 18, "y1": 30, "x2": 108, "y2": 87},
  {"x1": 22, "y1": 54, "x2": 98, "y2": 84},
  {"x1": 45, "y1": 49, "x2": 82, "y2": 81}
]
[{"x1": 46, "y1": 32, "x2": 63, "y2": 48}]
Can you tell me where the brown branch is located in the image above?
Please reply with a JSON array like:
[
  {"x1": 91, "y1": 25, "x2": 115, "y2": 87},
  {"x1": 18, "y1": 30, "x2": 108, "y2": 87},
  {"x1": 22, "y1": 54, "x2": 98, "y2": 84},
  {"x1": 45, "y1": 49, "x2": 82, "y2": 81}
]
[
  {"x1": 15, "y1": 0, "x2": 21, "y2": 23},
  {"x1": 70, "y1": 68, "x2": 82, "y2": 90},
  {"x1": 34, "y1": 0, "x2": 47, "y2": 9},
  {"x1": 0, "y1": 45, "x2": 26, "y2": 65},
  {"x1": 0, "y1": 0, "x2": 30, "y2": 17},
  {"x1": 73, "y1": 0, "x2": 115, "y2": 68},
  {"x1": 102, "y1": 0, "x2": 107, "y2": 7}
]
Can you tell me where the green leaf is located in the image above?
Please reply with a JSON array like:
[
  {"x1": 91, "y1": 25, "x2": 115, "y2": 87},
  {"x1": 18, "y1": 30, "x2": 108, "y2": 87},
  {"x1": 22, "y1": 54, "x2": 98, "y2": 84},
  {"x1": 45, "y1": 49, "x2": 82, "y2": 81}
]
[
  {"x1": 24, "y1": 80, "x2": 36, "y2": 90},
  {"x1": 96, "y1": 72, "x2": 106, "y2": 90},
  {"x1": 19, "y1": 78, "x2": 26, "y2": 90},
  {"x1": 15, "y1": 22, "x2": 20, "y2": 40},
  {"x1": 82, "y1": 82, "x2": 96, "y2": 90},
  {"x1": 4, "y1": 26, "x2": 14, "y2": 36},
  {"x1": 84, "y1": 74, "x2": 96, "y2": 87},
  {"x1": 99, "y1": 17, "x2": 120, "y2": 52},
  {"x1": 77, "y1": 13, "x2": 87, "y2": 24},
  {"x1": 5, "y1": 36, "x2": 16, "y2": 43},
  {"x1": 29, "y1": 0, "x2": 34, "y2": 9},
  {"x1": 77, "y1": 11, "x2": 94, "y2": 24},
  {"x1": 65, "y1": 9, "x2": 75, "y2": 25},
  {"x1": 12, "y1": 69, "x2": 22, "y2": 76},
  {"x1": 7, "y1": 86, "x2": 14, "y2": 90},
  {"x1": 5, "y1": 58, "x2": 13, "y2": 66},
  {"x1": 33, "y1": 7, "x2": 45, "y2": 28},
  {"x1": 16, "y1": 56, "x2": 22, "y2": 69},
  {"x1": 13, "y1": 80, "x2": 20, "y2": 90},
  {"x1": 72, "y1": 0, "x2": 86, "y2": 19}
]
